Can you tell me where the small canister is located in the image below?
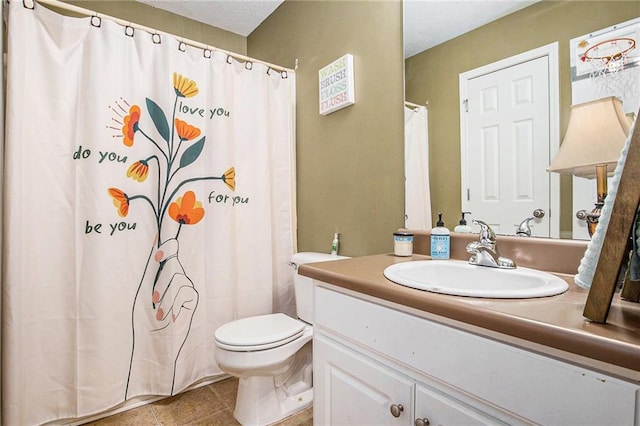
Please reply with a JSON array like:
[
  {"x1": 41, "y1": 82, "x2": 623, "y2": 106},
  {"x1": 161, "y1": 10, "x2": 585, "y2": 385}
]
[{"x1": 393, "y1": 232, "x2": 414, "y2": 257}]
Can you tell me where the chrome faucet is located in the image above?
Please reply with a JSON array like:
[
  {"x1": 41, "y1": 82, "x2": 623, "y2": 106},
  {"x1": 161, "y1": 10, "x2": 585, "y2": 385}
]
[
  {"x1": 466, "y1": 220, "x2": 516, "y2": 269},
  {"x1": 516, "y1": 209, "x2": 545, "y2": 237},
  {"x1": 516, "y1": 217, "x2": 534, "y2": 237}
]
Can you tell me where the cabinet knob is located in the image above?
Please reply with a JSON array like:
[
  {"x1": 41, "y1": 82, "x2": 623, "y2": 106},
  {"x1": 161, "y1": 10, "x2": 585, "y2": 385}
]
[
  {"x1": 415, "y1": 418, "x2": 431, "y2": 426},
  {"x1": 390, "y1": 403, "x2": 404, "y2": 417}
]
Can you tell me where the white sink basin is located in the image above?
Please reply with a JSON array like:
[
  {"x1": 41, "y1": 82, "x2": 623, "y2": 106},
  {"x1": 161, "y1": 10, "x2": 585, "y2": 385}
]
[{"x1": 383, "y1": 260, "x2": 569, "y2": 299}]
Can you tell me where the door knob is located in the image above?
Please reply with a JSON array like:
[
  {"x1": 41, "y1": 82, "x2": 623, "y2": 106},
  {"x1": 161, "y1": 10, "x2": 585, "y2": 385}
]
[
  {"x1": 533, "y1": 208, "x2": 545, "y2": 219},
  {"x1": 576, "y1": 210, "x2": 588, "y2": 220},
  {"x1": 390, "y1": 403, "x2": 404, "y2": 417},
  {"x1": 415, "y1": 418, "x2": 431, "y2": 426}
]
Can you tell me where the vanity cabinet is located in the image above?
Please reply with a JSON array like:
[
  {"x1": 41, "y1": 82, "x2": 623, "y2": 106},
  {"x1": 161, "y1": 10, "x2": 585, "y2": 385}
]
[
  {"x1": 315, "y1": 334, "x2": 506, "y2": 425},
  {"x1": 313, "y1": 283, "x2": 640, "y2": 425}
]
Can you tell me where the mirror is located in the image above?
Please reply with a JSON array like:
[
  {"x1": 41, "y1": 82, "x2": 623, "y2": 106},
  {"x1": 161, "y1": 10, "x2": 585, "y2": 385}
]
[{"x1": 403, "y1": 1, "x2": 640, "y2": 239}]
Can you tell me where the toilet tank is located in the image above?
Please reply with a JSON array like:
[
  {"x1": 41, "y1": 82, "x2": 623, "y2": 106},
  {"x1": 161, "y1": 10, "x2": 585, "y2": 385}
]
[{"x1": 292, "y1": 252, "x2": 349, "y2": 324}]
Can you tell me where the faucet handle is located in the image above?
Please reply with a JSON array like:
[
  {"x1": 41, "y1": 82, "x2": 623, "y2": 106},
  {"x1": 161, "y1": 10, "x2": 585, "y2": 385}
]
[{"x1": 472, "y1": 220, "x2": 496, "y2": 243}]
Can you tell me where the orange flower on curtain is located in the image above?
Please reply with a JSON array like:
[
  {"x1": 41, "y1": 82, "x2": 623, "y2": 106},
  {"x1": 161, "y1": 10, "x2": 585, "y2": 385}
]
[
  {"x1": 126, "y1": 160, "x2": 149, "y2": 182},
  {"x1": 169, "y1": 191, "x2": 205, "y2": 225},
  {"x1": 121, "y1": 105, "x2": 141, "y2": 147},
  {"x1": 175, "y1": 119, "x2": 201, "y2": 141},
  {"x1": 108, "y1": 188, "x2": 129, "y2": 217}
]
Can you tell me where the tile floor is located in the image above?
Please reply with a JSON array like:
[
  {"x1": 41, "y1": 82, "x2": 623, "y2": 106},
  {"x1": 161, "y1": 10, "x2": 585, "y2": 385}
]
[{"x1": 82, "y1": 377, "x2": 313, "y2": 426}]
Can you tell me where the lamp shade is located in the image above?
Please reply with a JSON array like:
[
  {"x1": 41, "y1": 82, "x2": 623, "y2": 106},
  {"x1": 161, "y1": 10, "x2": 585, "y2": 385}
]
[{"x1": 548, "y1": 96, "x2": 630, "y2": 178}]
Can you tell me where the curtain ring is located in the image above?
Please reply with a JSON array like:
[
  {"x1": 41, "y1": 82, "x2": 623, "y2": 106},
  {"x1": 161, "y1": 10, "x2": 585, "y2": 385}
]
[
  {"x1": 124, "y1": 25, "x2": 134, "y2": 37},
  {"x1": 226, "y1": 55, "x2": 233, "y2": 65},
  {"x1": 90, "y1": 15, "x2": 101, "y2": 28},
  {"x1": 152, "y1": 33, "x2": 161, "y2": 44},
  {"x1": 281, "y1": 70, "x2": 288, "y2": 79},
  {"x1": 266, "y1": 67, "x2": 272, "y2": 76},
  {"x1": 178, "y1": 41, "x2": 186, "y2": 52},
  {"x1": 245, "y1": 61, "x2": 253, "y2": 70},
  {"x1": 203, "y1": 48, "x2": 212, "y2": 59},
  {"x1": 23, "y1": 0, "x2": 35, "y2": 10}
]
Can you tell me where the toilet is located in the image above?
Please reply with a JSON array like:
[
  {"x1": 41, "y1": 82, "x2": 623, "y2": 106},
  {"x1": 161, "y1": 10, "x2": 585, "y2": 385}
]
[{"x1": 214, "y1": 252, "x2": 347, "y2": 426}]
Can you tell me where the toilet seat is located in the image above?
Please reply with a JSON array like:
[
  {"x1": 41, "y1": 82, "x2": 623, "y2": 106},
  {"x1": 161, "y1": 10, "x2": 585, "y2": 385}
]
[{"x1": 215, "y1": 313, "x2": 306, "y2": 351}]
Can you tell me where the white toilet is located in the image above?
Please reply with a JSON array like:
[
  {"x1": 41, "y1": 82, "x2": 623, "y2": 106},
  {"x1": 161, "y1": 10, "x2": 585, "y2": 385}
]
[{"x1": 214, "y1": 252, "x2": 347, "y2": 426}]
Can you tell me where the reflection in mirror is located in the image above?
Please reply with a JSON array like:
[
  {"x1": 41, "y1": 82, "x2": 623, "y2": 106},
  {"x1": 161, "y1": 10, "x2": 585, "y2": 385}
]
[
  {"x1": 548, "y1": 97, "x2": 632, "y2": 238},
  {"x1": 403, "y1": 1, "x2": 640, "y2": 240},
  {"x1": 458, "y1": 43, "x2": 559, "y2": 238},
  {"x1": 404, "y1": 101, "x2": 432, "y2": 230}
]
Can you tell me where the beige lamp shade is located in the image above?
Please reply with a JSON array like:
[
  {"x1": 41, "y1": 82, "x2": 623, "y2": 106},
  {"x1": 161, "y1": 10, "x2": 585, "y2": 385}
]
[{"x1": 548, "y1": 96, "x2": 631, "y2": 178}]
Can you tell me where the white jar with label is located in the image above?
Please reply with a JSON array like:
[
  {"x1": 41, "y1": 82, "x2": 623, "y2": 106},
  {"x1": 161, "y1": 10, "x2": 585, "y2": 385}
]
[{"x1": 393, "y1": 232, "x2": 414, "y2": 256}]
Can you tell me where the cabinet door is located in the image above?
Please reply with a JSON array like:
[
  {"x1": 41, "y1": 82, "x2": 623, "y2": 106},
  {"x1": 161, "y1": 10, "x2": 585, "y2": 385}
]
[
  {"x1": 415, "y1": 384, "x2": 507, "y2": 426},
  {"x1": 314, "y1": 334, "x2": 414, "y2": 425}
]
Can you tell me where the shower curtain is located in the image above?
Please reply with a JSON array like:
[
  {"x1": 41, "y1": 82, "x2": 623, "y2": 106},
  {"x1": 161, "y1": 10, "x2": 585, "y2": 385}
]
[
  {"x1": 404, "y1": 106, "x2": 432, "y2": 229},
  {"x1": 3, "y1": 2, "x2": 296, "y2": 424}
]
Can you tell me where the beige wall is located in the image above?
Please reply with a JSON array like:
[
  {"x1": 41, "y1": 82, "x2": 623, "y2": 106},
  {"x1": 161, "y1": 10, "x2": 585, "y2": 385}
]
[
  {"x1": 64, "y1": 1, "x2": 246, "y2": 54},
  {"x1": 249, "y1": 1, "x2": 405, "y2": 256},
  {"x1": 405, "y1": 1, "x2": 640, "y2": 237}
]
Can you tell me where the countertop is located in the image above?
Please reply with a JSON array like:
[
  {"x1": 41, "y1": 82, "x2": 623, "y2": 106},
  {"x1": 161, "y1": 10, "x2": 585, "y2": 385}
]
[{"x1": 299, "y1": 253, "x2": 640, "y2": 382}]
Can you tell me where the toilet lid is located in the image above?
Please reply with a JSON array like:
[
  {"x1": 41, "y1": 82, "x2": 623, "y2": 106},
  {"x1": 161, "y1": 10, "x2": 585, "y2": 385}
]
[{"x1": 214, "y1": 313, "x2": 306, "y2": 351}]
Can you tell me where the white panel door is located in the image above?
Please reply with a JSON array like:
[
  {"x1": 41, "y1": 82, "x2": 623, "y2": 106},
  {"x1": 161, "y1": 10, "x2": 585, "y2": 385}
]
[{"x1": 463, "y1": 56, "x2": 551, "y2": 236}]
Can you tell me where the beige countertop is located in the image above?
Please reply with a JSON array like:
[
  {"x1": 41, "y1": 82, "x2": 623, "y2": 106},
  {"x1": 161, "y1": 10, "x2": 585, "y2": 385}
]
[{"x1": 300, "y1": 253, "x2": 640, "y2": 382}]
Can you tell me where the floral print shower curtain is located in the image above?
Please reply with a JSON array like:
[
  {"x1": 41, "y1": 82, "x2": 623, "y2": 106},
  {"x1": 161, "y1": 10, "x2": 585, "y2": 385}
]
[{"x1": 3, "y1": 1, "x2": 296, "y2": 424}]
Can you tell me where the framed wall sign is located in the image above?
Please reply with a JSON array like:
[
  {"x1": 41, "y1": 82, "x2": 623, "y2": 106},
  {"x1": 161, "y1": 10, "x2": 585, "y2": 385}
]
[{"x1": 319, "y1": 54, "x2": 355, "y2": 115}]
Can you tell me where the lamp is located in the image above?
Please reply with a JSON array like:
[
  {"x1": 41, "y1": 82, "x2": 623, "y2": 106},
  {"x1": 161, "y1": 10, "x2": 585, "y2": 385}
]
[{"x1": 548, "y1": 96, "x2": 631, "y2": 237}]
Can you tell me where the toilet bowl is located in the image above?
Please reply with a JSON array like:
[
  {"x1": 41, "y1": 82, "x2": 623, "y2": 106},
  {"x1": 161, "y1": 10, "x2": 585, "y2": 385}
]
[{"x1": 213, "y1": 252, "x2": 347, "y2": 426}]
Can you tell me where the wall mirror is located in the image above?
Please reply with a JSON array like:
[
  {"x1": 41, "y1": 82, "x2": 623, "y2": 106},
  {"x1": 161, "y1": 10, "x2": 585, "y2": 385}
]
[{"x1": 403, "y1": 1, "x2": 640, "y2": 240}]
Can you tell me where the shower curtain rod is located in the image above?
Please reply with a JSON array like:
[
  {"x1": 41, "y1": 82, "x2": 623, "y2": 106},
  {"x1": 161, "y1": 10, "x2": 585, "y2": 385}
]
[
  {"x1": 29, "y1": 0, "x2": 295, "y2": 74},
  {"x1": 404, "y1": 100, "x2": 428, "y2": 110}
]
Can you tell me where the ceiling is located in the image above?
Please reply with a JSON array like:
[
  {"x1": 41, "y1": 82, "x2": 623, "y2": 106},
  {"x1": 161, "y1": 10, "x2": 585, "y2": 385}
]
[
  {"x1": 139, "y1": 0, "x2": 538, "y2": 58},
  {"x1": 138, "y1": 0, "x2": 285, "y2": 37},
  {"x1": 403, "y1": 0, "x2": 538, "y2": 58}
]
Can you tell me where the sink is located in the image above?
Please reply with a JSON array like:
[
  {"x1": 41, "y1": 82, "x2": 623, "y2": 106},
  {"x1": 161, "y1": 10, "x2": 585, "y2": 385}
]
[{"x1": 383, "y1": 260, "x2": 569, "y2": 298}]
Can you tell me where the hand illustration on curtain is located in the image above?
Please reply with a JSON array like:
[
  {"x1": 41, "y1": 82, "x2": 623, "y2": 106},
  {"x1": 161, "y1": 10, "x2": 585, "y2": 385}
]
[
  {"x1": 106, "y1": 74, "x2": 235, "y2": 399},
  {"x1": 126, "y1": 236, "x2": 199, "y2": 396}
]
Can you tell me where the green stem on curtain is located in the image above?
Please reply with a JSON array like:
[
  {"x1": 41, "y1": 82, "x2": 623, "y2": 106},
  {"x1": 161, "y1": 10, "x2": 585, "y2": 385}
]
[
  {"x1": 170, "y1": 96, "x2": 178, "y2": 156},
  {"x1": 128, "y1": 194, "x2": 158, "y2": 219},
  {"x1": 138, "y1": 128, "x2": 168, "y2": 163}
]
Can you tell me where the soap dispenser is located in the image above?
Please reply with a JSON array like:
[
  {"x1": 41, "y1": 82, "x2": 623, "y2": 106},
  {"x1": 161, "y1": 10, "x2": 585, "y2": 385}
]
[
  {"x1": 454, "y1": 212, "x2": 473, "y2": 233},
  {"x1": 331, "y1": 232, "x2": 340, "y2": 255},
  {"x1": 431, "y1": 213, "x2": 450, "y2": 259}
]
